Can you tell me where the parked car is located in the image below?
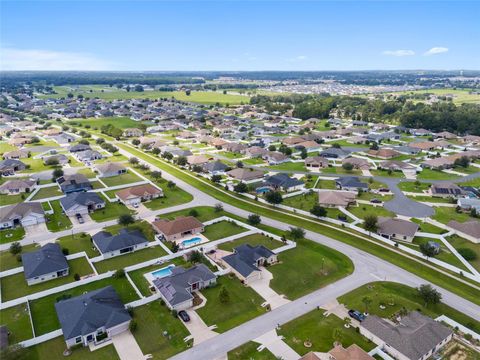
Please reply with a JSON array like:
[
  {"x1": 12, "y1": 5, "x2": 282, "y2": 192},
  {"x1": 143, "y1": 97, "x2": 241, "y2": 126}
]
[
  {"x1": 133, "y1": 203, "x2": 139, "y2": 208},
  {"x1": 76, "y1": 213, "x2": 84, "y2": 224},
  {"x1": 370, "y1": 198, "x2": 382, "y2": 204},
  {"x1": 348, "y1": 309, "x2": 366, "y2": 322},
  {"x1": 178, "y1": 310, "x2": 190, "y2": 322},
  {"x1": 378, "y1": 188, "x2": 390, "y2": 193}
]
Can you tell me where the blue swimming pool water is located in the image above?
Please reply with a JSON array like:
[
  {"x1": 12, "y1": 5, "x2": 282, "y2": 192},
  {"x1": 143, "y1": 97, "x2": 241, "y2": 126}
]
[
  {"x1": 182, "y1": 237, "x2": 202, "y2": 247},
  {"x1": 151, "y1": 265, "x2": 175, "y2": 278}
]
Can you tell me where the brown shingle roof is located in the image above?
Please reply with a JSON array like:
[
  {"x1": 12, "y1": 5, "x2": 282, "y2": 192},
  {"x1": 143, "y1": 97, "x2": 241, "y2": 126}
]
[
  {"x1": 152, "y1": 216, "x2": 203, "y2": 236},
  {"x1": 115, "y1": 184, "x2": 162, "y2": 200}
]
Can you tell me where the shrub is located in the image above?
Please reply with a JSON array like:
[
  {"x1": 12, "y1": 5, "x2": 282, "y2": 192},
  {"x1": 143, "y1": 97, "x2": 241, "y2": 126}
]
[
  {"x1": 74, "y1": 273, "x2": 80, "y2": 281},
  {"x1": 458, "y1": 248, "x2": 477, "y2": 261}
]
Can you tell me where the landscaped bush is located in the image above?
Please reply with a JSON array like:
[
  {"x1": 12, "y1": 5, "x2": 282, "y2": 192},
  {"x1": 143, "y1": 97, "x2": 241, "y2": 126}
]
[{"x1": 458, "y1": 248, "x2": 477, "y2": 261}]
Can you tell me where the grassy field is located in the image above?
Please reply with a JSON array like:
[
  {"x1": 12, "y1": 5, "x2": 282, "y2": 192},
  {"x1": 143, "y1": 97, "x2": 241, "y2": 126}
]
[
  {"x1": 315, "y1": 179, "x2": 336, "y2": 189},
  {"x1": 132, "y1": 301, "x2": 190, "y2": 359},
  {"x1": 348, "y1": 204, "x2": 395, "y2": 220},
  {"x1": 45, "y1": 200, "x2": 72, "y2": 232},
  {"x1": 228, "y1": 342, "x2": 276, "y2": 360},
  {"x1": 218, "y1": 233, "x2": 284, "y2": 252},
  {"x1": 432, "y1": 206, "x2": 475, "y2": 225},
  {"x1": 30, "y1": 276, "x2": 139, "y2": 335},
  {"x1": 41, "y1": 86, "x2": 249, "y2": 105},
  {"x1": 269, "y1": 238, "x2": 354, "y2": 300},
  {"x1": 90, "y1": 194, "x2": 134, "y2": 222},
  {"x1": 23, "y1": 336, "x2": 119, "y2": 360},
  {"x1": 203, "y1": 220, "x2": 247, "y2": 241},
  {"x1": 265, "y1": 162, "x2": 306, "y2": 172},
  {"x1": 114, "y1": 143, "x2": 480, "y2": 305},
  {"x1": 196, "y1": 275, "x2": 266, "y2": 333},
  {"x1": 370, "y1": 169, "x2": 405, "y2": 178},
  {"x1": 0, "y1": 227, "x2": 26, "y2": 244},
  {"x1": 0, "y1": 244, "x2": 38, "y2": 271},
  {"x1": 338, "y1": 282, "x2": 480, "y2": 333},
  {"x1": 410, "y1": 237, "x2": 468, "y2": 271},
  {"x1": 142, "y1": 177, "x2": 193, "y2": 210},
  {"x1": 410, "y1": 219, "x2": 447, "y2": 234},
  {"x1": 391, "y1": 88, "x2": 480, "y2": 105},
  {"x1": 0, "y1": 303, "x2": 33, "y2": 343},
  {"x1": 1, "y1": 257, "x2": 94, "y2": 301},
  {"x1": 104, "y1": 220, "x2": 156, "y2": 241},
  {"x1": 278, "y1": 311, "x2": 375, "y2": 356},
  {"x1": 93, "y1": 246, "x2": 168, "y2": 273},
  {"x1": 321, "y1": 166, "x2": 361, "y2": 176},
  {"x1": 100, "y1": 172, "x2": 143, "y2": 187},
  {"x1": 417, "y1": 168, "x2": 459, "y2": 180},
  {"x1": 446, "y1": 235, "x2": 480, "y2": 272},
  {"x1": 57, "y1": 232, "x2": 99, "y2": 258},
  {"x1": 31, "y1": 186, "x2": 63, "y2": 200},
  {"x1": 0, "y1": 193, "x2": 25, "y2": 205}
]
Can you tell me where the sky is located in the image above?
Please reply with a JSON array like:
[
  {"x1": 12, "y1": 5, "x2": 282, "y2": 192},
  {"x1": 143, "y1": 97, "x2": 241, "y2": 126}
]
[{"x1": 1, "y1": 1, "x2": 479, "y2": 71}]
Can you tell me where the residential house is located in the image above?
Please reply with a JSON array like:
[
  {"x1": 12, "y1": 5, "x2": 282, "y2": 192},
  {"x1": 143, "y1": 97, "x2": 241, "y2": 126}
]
[
  {"x1": 457, "y1": 198, "x2": 480, "y2": 213},
  {"x1": 57, "y1": 174, "x2": 93, "y2": 194},
  {"x1": 360, "y1": 312, "x2": 453, "y2": 360},
  {"x1": 318, "y1": 191, "x2": 356, "y2": 208},
  {"x1": 300, "y1": 344, "x2": 374, "y2": 360},
  {"x1": 76, "y1": 150, "x2": 103, "y2": 163},
  {"x1": 152, "y1": 216, "x2": 204, "y2": 242},
  {"x1": 0, "y1": 202, "x2": 45, "y2": 228},
  {"x1": 335, "y1": 177, "x2": 368, "y2": 192},
  {"x1": 295, "y1": 140, "x2": 322, "y2": 152},
  {"x1": 60, "y1": 192, "x2": 106, "y2": 217},
  {"x1": 447, "y1": 220, "x2": 480, "y2": 244},
  {"x1": 378, "y1": 160, "x2": 416, "y2": 172},
  {"x1": 342, "y1": 157, "x2": 370, "y2": 170},
  {"x1": 319, "y1": 148, "x2": 351, "y2": 159},
  {"x1": 282, "y1": 136, "x2": 304, "y2": 146},
  {"x1": 259, "y1": 173, "x2": 305, "y2": 193},
  {"x1": 52, "y1": 133, "x2": 76, "y2": 145},
  {"x1": 226, "y1": 168, "x2": 265, "y2": 182},
  {"x1": 92, "y1": 229, "x2": 149, "y2": 259},
  {"x1": 367, "y1": 148, "x2": 400, "y2": 159},
  {"x1": 221, "y1": 244, "x2": 277, "y2": 284},
  {"x1": 22, "y1": 243, "x2": 69, "y2": 285},
  {"x1": 115, "y1": 184, "x2": 163, "y2": 206},
  {"x1": 43, "y1": 154, "x2": 69, "y2": 166},
  {"x1": 8, "y1": 137, "x2": 31, "y2": 147},
  {"x1": 0, "y1": 179, "x2": 36, "y2": 195},
  {"x1": 69, "y1": 144, "x2": 91, "y2": 153},
  {"x1": 122, "y1": 128, "x2": 143, "y2": 137},
  {"x1": 203, "y1": 161, "x2": 229, "y2": 175},
  {"x1": 95, "y1": 162, "x2": 127, "y2": 178},
  {"x1": 262, "y1": 151, "x2": 288, "y2": 165},
  {"x1": 187, "y1": 154, "x2": 209, "y2": 166},
  {"x1": 429, "y1": 183, "x2": 465, "y2": 198},
  {"x1": 305, "y1": 156, "x2": 329, "y2": 170},
  {"x1": 55, "y1": 286, "x2": 131, "y2": 348},
  {"x1": 376, "y1": 217, "x2": 419, "y2": 242},
  {"x1": 244, "y1": 146, "x2": 268, "y2": 158},
  {"x1": 2, "y1": 149, "x2": 29, "y2": 160},
  {"x1": 153, "y1": 264, "x2": 217, "y2": 310},
  {"x1": 0, "y1": 159, "x2": 26, "y2": 175},
  {"x1": 435, "y1": 131, "x2": 457, "y2": 140}
]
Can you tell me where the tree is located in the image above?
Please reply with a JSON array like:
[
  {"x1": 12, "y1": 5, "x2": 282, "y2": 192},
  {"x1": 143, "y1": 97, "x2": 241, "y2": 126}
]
[
  {"x1": 247, "y1": 214, "x2": 261, "y2": 226},
  {"x1": 342, "y1": 162, "x2": 354, "y2": 172},
  {"x1": 268, "y1": 145, "x2": 276, "y2": 152},
  {"x1": 363, "y1": 214, "x2": 378, "y2": 233},
  {"x1": 300, "y1": 148, "x2": 308, "y2": 159},
  {"x1": 114, "y1": 268, "x2": 126, "y2": 278},
  {"x1": 332, "y1": 328, "x2": 343, "y2": 345},
  {"x1": 9, "y1": 241, "x2": 22, "y2": 255},
  {"x1": 151, "y1": 171, "x2": 162, "y2": 181},
  {"x1": 265, "y1": 191, "x2": 283, "y2": 206},
  {"x1": 167, "y1": 181, "x2": 176, "y2": 189},
  {"x1": 45, "y1": 157, "x2": 59, "y2": 166},
  {"x1": 458, "y1": 248, "x2": 477, "y2": 261},
  {"x1": 118, "y1": 214, "x2": 135, "y2": 226},
  {"x1": 134, "y1": 85, "x2": 144, "y2": 92},
  {"x1": 131, "y1": 139, "x2": 140, "y2": 146},
  {"x1": 454, "y1": 155, "x2": 470, "y2": 168},
  {"x1": 189, "y1": 209, "x2": 199, "y2": 217},
  {"x1": 188, "y1": 250, "x2": 203, "y2": 263},
  {"x1": 233, "y1": 182, "x2": 248, "y2": 193},
  {"x1": 236, "y1": 161, "x2": 244, "y2": 168},
  {"x1": 289, "y1": 227, "x2": 305, "y2": 240},
  {"x1": 211, "y1": 174, "x2": 222, "y2": 183},
  {"x1": 129, "y1": 157, "x2": 139, "y2": 165},
  {"x1": 52, "y1": 168, "x2": 64, "y2": 180},
  {"x1": 310, "y1": 205, "x2": 327, "y2": 217},
  {"x1": 369, "y1": 142, "x2": 379, "y2": 150},
  {"x1": 219, "y1": 286, "x2": 230, "y2": 304},
  {"x1": 176, "y1": 156, "x2": 187, "y2": 166},
  {"x1": 419, "y1": 242, "x2": 438, "y2": 258},
  {"x1": 417, "y1": 284, "x2": 442, "y2": 307},
  {"x1": 214, "y1": 203, "x2": 223, "y2": 212},
  {"x1": 361, "y1": 296, "x2": 372, "y2": 314}
]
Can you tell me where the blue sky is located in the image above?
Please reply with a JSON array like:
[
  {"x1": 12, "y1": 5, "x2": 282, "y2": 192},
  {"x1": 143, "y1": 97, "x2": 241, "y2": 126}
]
[{"x1": 1, "y1": 1, "x2": 479, "y2": 71}]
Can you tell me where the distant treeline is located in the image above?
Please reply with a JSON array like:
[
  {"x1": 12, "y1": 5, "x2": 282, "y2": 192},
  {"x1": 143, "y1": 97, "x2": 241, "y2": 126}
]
[{"x1": 252, "y1": 94, "x2": 480, "y2": 135}]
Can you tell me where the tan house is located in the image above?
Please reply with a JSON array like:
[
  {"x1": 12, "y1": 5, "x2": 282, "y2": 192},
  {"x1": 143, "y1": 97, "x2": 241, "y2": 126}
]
[
  {"x1": 3, "y1": 149, "x2": 29, "y2": 160},
  {"x1": 367, "y1": 148, "x2": 400, "y2": 159},
  {"x1": 342, "y1": 157, "x2": 370, "y2": 170},
  {"x1": 152, "y1": 216, "x2": 204, "y2": 242},
  {"x1": 8, "y1": 137, "x2": 31, "y2": 147},
  {"x1": 115, "y1": 184, "x2": 163, "y2": 206},
  {"x1": 95, "y1": 162, "x2": 127, "y2": 178},
  {"x1": 318, "y1": 191, "x2": 356, "y2": 208},
  {"x1": 187, "y1": 154, "x2": 209, "y2": 166},
  {"x1": 0, "y1": 179, "x2": 36, "y2": 195},
  {"x1": 226, "y1": 168, "x2": 264, "y2": 181},
  {"x1": 305, "y1": 156, "x2": 329, "y2": 169},
  {"x1": 447, "y1": 220, "x2": 480, "y2": 243},
  {"x1": 377, "y1": 217, "x2": 419, "y2": 242},
  {"x1": 122, "y1": 128, "x2": 143, "y2": 137}
]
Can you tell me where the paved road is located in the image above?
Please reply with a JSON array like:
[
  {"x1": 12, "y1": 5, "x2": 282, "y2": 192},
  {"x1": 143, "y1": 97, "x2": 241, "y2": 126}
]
[
  {"x1": 381, "y1": 178, "x2": 435, "y2": 217},
  {"x1": 116, "y1": 145, "x2": 480, "y2": 360}
]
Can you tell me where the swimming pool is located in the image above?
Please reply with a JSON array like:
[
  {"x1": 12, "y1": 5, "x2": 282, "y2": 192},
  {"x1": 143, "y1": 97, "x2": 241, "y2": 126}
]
[
  {"x1": 151, "y1": 265, "x2": 175, "y2": 279},
  {"x1": 181, "y1": 237, "x2": 202, "y2": 247}
]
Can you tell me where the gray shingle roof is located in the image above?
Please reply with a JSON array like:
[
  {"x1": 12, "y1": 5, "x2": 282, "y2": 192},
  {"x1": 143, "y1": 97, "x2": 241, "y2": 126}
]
[
  {"x1": 55, "y1": 286, "x2": 131, "y2": 340},
  {"x1": 264, "y1": 173, "x2": 304, "y2": 189},
  {"x1": 92, "y1": 229, "x2": 148, "y2": 254},
  {"x1": 22, "y1": 243, "x2": 68, "y2": 279},
  {"x1": 223, "y1": 244, "x2": 275, "y2": 277},
  {"x1": 60, "y1": 192, "x2": 105, "y2": 211},
  {"x1": 361, "y1": 312, "x2": 452, "y2": 360}
]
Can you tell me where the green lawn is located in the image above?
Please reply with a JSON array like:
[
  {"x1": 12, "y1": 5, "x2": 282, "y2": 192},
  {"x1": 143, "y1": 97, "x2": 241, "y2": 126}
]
[
  {"x1": 1, "y1": 257, "x2": 94, "y2": 302},
  {"x1": 406, "y1": 195, "x2": 453, "y2": 203},
  {"x1": 31, "y1": 186, "x2": 63, "y2": 200},
  {"x1": 22, "y1": 336, "x2": 119, "y2": 360},
  {"x1": 228, "y1": 342, "x2": 276, "y2": 360},
  {"x1": 90, "y1": 180, "x2": 106, "y2": 190},
  {"x1": 410, "y1": 237, "x2": 468, "y2": 271},
  {"x1": 316, "y1": 179, "x2": 336, "y2": 189},
  {"x1": 338, "y1": 282, "x2": 480, "y2": 333},
  {"x1": 0, "y1": 303, "x2": 33, "y2": 343},
  {"x1": 30, "y1": 276, "x2": 139, "y2": 335},
  {"x1": 90, "y1": 194, "x2": 134, "y2": 222},
  {"x1": 196, "y1": 276, "x2": 266, "y2": 333},
  {"x1": 203, "y1": 220, "x2": 247, "y2": 241},
  {"x1": 76, "y1": 167, "x2": 97, "y2": 178},
  {"x1": 265, "y1": 162, "x2": 306, "y2": 172},
  {"x1": 0, "y1": 227, "x2": 26, "y2": 244},
  {"x1": 269, "y1": 238, "x2": 354, "y2": 300},
  {"x1": 432, "y1": 207, "x2": 475, "y2": 225},
  {"x1": 278, "y1": 311, "x2": 375, "y2": 356},
  {"x1": 132, "y1": 301, "x2": 191, "y2": 359},
  {"x1": 243, "y1": 158, "x2": 266, "y2": 166},
  {"x1": 460, "y1": 177, "x2": 480, "y2": 187},
  {"x1": 94, "y1": 153, "x2": 128, "y2": 164},
  {"x1": 218, "y1": 151, "x2": 244, "y2": 159},
  {"x1": 0, "y1": 244, "x2": 38, "y2": 271},
  {"x1": 358, "y1": 191, "x2": 394, "y2": 202},
  {"x1": 218, "y1": 233, "x2": 284, "y2": 252},
  {"x1": 370, "y1": 169, "x2": 405, "y2": 178},
  {"x1": 0, "y1": 193, "x2": 25, "y2": 205},
  {"x1": 67, "y1": 116, "x2": 144, "y2": 129},
  {"x1": 321, "y1": 166, "x2": 361, "y2": 176},
  {"x1": 100, "y1": 172, "x2": 143, "y2": 187},
  {"x1": 0, "y1": 141, "x2": 17, "y2": 154},
  {"x1": 157, "y1": 206, "x2": 222, "y2": 223},
  {"x1": 57, "y1": 232, "x2": 99, "y2": 258},
  {"x1": 348, "y1": 204, "x2": 395, "y2": 220},
  {"x1": 93, "y1": 246, "x2": 167, "y2": 273},
  {"x1": 282, "y1": 191, "x2": 318, "y2": 212},
  {"x1": 19, "y1": 158, "x2": 52, "y2": 173},
  {"x1": 446, "y1": 235, "x2": 480, "y2": 272},
  {"x1": 410, "y1": 219, "x2": 447, "y2": 234},
  {"x1": 417, "y1": 168, "x2": 459, "y2": 180},
  {"x1": 45, "y1": 200, "x2": 72, "y2": 232},
  {"x1": 142, "y1": 179, "x2": 193, "y2": 210}
]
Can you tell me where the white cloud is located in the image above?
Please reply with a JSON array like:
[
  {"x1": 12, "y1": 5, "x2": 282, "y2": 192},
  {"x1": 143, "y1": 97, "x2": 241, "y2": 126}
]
[
  {"x1": 424, "y1": 47, "x2": 449, "y2": 56},
  {"x1": 286, "y1": 55, "x2": 308, "y2": 62},
  {"x1": 0, "y1": 48, "x2": 114, "y2": 71},
  {"x1": 382, "y1": 49, "x2": 415, "y2": 57}
]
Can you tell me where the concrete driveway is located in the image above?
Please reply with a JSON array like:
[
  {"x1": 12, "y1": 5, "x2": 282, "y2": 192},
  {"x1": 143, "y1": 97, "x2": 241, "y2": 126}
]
[
  {"x1": 249, "y1": 268, "x2": 290, "y2": 310},
  {"x1": 254, "y1": 329, "x2": 300, "y2": 360},
  {"x1": 181, "y1": 310, "x2": 218, "y2": 345},
  {"x1": 25, "y1": 222, "x2": 48, "y2": 236},
  {"x1": 112, "y1": 330, "x2": 146, "y2": 360}
]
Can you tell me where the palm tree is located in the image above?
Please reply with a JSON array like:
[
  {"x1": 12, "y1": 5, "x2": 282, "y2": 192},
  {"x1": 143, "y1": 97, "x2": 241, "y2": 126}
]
[
  {"x1": 332, "y1": 328, "x2": 343, "y2": 346},
  {"x1": 362, "y1": 296, "x2": 372, "y2": 315}
]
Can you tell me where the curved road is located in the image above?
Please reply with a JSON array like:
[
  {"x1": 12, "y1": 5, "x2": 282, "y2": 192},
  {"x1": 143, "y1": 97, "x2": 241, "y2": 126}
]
[{"x1": 116, "y1": 146, "x2": 480, "y2": 360}]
